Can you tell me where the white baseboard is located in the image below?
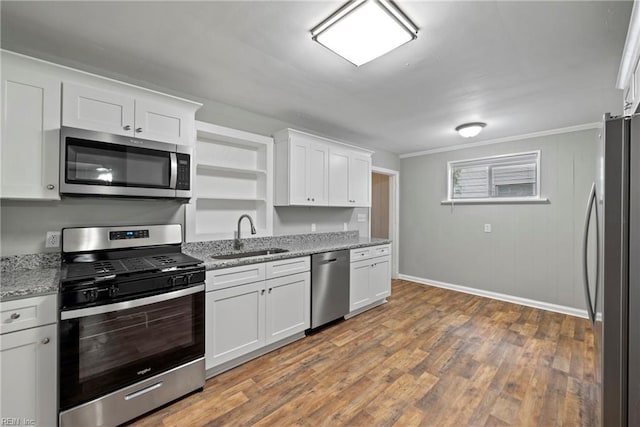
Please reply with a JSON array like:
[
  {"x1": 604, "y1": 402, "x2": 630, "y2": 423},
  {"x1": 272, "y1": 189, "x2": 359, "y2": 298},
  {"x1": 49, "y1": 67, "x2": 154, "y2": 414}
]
[{"x1": 397, "y1": 274, "x2": 589, "y2": 319}]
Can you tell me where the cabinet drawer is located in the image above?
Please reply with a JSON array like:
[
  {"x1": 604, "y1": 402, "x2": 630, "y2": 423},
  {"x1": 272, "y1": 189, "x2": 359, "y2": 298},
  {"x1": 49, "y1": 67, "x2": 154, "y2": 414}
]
[
  {"x1": 1, "y1": 294, "x2": 57, "y2": 335},
  {"x1": 265, "y1": 256, "x2": 310, "y2": 279},
  {"x1": 372, "y1": 245, "x2": 391, "y2": 257},
  {"x1": 350, "y1": 247, "x2": 372, "y2": 261},
  {"x1": 206, "y1": 263, "x2": 266, "y2": 291}
]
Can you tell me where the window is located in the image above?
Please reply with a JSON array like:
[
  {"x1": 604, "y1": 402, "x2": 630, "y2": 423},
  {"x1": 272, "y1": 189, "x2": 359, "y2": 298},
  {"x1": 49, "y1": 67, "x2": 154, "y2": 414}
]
[{"x1": 447, "y1": 151, "x2": 541, "y2": 202}]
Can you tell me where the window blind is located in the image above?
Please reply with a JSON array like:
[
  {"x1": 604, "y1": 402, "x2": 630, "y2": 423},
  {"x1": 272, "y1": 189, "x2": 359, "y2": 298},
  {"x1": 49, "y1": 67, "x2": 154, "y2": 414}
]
[{"x1": 448, "y1": 151, "x2": 540, "y2": 201}]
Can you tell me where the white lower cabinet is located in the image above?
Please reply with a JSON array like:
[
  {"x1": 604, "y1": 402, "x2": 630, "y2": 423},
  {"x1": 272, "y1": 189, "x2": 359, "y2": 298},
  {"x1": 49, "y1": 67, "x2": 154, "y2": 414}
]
[
  {"x1": 265, "y1": 272, "x2": 310, "y2": 345},
  {"x1": 206, "y1": 281, "x2": 265, "y2": 368},
  {"x1": 205, "y1": 257, "x2": 310, "y2": 371},
  {"x1": 0, "y1": 295, "x2": 57, "y2": 427},
  {"x1": 349, "y1": 244, "x2": 392, "y2": 313}
]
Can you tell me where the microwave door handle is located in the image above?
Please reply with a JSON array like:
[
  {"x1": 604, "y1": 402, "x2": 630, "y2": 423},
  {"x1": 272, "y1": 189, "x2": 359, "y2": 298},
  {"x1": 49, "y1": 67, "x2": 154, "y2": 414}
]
[
  {"x1": 169, "y1": 152, "x2": 177, "y2": 189},
  {"x1": 582, "y1": 182, "x2": 597, "y2": 325}
]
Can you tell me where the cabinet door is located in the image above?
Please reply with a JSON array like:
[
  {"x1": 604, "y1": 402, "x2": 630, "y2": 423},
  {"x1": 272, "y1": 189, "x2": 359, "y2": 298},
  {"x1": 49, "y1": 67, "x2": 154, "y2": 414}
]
[
  {"x1": 134, "y1": 98, "x2": 191, "y2": 145},
  {"x1": 1, "y1": 64, "x2": 60, "y2": 200},
  {"x1": 308, "y1": 142, "x2": 329, "y2": 205},
  {"x1": 370, "y1": 256, "x2": 391, "y2": 300},
  {"x1": 0, "y1": 324, "x2": 57, "y2": 426},
  {"x1": 265, "y1": 272, "x2": 310, "y2": 344},
  {"x1": 349, "y1": 152, "x2": 371, "y2": 207},
  {"x1": 349, "y1": 259, "x2": 371, "y2": 311},
  {"x1": 205, "y1": 283, "x2": 265, "y2": 369},
  {"x1": 62, "y1": 83, "x2": 135, "y2": 136},
  {"x1": 289, "y1": 138, "x2": 311, "y2": 205},
  {"x1": 329, "y1": 148, "x2": 350, "y2": 206}
]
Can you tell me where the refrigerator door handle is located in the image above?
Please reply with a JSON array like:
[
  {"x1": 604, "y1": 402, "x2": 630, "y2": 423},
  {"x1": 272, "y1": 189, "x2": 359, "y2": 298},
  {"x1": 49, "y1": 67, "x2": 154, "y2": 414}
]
[{"x1": 582, "y1": 182, "x2": 598, "y2": 325}]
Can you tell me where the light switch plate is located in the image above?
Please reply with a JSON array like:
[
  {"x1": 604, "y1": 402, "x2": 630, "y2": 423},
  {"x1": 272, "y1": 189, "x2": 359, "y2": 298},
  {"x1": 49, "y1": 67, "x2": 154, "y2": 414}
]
[
  {"x1": 311, "y1": 223, "x2": 316, "y2": 232},
  {"x1": 484, "y1": 224, "x2": 492, "y2": 233},
  {"x1": 357, "y1": 214, "x2": 367, "y2": 223}
]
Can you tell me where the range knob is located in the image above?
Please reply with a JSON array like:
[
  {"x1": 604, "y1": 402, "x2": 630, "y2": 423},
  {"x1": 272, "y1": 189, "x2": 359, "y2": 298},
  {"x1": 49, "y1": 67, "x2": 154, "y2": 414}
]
[
  {"x1": 108, "y1": 285, "x2": 119, "y2": 298},
  {"x1": 83, "y1": 288, "x2": 98, "y2": 302}
]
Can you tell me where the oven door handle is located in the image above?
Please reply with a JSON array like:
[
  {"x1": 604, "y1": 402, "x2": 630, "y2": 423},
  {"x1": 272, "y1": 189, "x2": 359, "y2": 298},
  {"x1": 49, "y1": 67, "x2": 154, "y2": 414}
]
[{"x1": 60, "y1": 284, "x2": 204, "y2": 320}]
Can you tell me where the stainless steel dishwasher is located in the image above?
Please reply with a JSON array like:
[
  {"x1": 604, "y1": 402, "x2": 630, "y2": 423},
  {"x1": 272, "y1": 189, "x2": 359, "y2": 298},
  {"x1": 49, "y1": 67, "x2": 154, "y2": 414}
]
[{"x1": 311, "y1": 250, "x2": 350, "y2": 329}]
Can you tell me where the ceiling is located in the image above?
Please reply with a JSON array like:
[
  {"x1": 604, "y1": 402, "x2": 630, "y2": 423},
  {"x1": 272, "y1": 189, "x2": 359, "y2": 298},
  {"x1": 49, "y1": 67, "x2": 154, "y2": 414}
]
[{"x1": 0, "y1": 1, "x2": 632, "y2": 155}]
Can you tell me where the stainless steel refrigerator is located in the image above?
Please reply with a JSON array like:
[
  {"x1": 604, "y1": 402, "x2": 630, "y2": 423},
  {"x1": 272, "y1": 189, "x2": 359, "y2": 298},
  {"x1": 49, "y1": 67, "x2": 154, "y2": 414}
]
[{"x1": 583, "y1": 113, "x2": 639, "y2": 426}]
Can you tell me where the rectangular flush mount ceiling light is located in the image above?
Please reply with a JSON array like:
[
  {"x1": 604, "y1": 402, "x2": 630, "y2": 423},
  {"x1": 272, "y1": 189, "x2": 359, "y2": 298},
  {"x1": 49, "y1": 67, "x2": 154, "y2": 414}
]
[{"x1": 311, "y1": 0, "x2": 418, "y2": 67}]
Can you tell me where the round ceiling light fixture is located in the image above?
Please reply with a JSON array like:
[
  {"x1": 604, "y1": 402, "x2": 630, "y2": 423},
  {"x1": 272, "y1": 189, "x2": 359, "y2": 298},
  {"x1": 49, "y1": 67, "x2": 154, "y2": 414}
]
[{"x1": 455, "y1": 122, "x2": 486, "y2": 138}]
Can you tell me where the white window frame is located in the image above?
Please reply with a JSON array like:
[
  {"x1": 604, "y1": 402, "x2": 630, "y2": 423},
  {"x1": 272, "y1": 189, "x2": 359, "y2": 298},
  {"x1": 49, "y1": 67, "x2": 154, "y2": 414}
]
[{"x1": 443, "y1": 150, "x2": 548, "y2": 204}]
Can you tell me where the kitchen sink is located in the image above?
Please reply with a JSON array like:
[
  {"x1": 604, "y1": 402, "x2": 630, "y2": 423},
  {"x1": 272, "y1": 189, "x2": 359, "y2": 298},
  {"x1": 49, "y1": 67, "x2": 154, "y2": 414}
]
[{"x1": 211, "y1": 248, "x2": 289, "y2": 260}]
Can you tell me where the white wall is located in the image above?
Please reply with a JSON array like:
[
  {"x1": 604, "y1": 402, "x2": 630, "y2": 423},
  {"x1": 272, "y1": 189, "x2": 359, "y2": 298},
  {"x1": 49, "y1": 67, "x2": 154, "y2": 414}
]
[{"x1": 399, "y1": 128, "x2": 598, "y2": 311}]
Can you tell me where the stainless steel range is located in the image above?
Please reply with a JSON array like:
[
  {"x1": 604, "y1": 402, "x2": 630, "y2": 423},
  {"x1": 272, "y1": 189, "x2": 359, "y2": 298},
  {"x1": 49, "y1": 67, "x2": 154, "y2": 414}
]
[{"x1": 58, "y1": 224, "x2": 205, "y2": 427}]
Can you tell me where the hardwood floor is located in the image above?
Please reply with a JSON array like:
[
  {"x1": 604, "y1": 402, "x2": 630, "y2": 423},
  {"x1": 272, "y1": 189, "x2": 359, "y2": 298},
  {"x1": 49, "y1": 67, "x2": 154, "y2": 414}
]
[{"x1": 129, "y1": 279, "x2": 599, "y2": 427}]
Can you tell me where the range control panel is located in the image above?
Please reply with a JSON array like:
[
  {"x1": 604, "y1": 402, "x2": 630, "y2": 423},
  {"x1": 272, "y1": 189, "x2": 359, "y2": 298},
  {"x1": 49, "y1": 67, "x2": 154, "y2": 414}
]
[{"x1": 109, "y1": 229, "x2": 150, "y2": 240}]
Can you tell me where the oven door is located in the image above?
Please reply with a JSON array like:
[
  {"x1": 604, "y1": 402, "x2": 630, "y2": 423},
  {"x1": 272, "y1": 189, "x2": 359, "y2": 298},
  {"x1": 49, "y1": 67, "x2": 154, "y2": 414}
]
[
  {"x1": 59, "y1": 285, "x2": 204, "y2": 411},
  {"x1": 60, "y1": 127, "x2": 179, "y2": 198}
]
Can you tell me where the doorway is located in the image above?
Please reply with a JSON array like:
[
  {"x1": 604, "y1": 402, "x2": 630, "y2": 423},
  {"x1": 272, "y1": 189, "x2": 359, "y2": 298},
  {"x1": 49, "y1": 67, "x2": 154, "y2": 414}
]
[{"x1": 370, "y1": 167, "x2": 399, "y2": 278}]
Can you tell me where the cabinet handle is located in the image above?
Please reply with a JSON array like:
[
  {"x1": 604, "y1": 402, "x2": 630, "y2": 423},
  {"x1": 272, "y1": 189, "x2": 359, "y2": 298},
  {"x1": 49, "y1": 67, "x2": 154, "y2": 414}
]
[
  {"x1": 10, "y1": 312, "x2": 20, "y2": 320},
  {"x1": 41, "y1": 337, "x2": 50, "y2": 345},
  {"x1": 135, "y1": 127, "x2": 143, "y2": 133},
  {"x1": 123, "y1": 125, "x2": 132, "y2": 131},
  {"x1": 47, "y1": 184, "x2": 55, "y2": 190}
]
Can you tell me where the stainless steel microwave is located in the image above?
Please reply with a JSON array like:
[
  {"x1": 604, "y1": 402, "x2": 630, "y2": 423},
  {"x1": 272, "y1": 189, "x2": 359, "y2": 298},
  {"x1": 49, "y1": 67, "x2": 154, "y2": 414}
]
[{"x1": 60, "y1": 127, "x2": 192, "y2": 200}]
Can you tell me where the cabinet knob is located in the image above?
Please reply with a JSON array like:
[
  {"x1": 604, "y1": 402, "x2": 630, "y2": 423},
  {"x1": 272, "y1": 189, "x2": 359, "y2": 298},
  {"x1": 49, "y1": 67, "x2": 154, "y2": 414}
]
[
  {"x1": 312, "y1": 198, "x2": 315, "y2": 202},
  {"x1": 41, "y1": 337, "x2": 50, "y2": 345},
  {"x1": 135, "y1": 127, "x2": 143, "y2": 133},
  {"x1": 261, "y1": 289, "x2": 265, "y2": 295},
  {"x1": 47, "y1": 184, "x2": 55, "y2": 190},
  {"x1": 123, "y1": 125, "x2": 132, "y2": 131},
  {"x1": 307, "y1": 198, "x2": 311, "y2": 201},
  {"x1": 268, "y1": 288, "x2": 272, "y2": 293},
  {"x1": 10, "y1": 312, "x2": 20, "y2": 320}
]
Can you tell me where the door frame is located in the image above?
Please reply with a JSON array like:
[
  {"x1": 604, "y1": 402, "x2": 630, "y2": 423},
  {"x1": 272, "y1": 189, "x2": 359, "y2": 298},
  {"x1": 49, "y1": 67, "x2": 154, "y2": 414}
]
[{"x1": 371, "y1": 166, "x2": 400, "y2": 279}]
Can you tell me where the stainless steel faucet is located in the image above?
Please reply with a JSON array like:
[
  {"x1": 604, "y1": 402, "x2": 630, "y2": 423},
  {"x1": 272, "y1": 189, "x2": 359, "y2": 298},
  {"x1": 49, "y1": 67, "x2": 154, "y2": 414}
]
[{"x1": 234, "y1": 214, "x2": 257, "y2": 250}]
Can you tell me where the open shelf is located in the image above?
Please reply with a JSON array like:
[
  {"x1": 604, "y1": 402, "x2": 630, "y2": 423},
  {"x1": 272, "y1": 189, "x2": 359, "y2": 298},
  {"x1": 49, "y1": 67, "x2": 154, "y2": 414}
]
[
  {"x1": 186, "y1": 121, "x2": 273, "y2": 243},
  {"x1": 196, "y1": 163, "x2": 267, "y2": 176}
]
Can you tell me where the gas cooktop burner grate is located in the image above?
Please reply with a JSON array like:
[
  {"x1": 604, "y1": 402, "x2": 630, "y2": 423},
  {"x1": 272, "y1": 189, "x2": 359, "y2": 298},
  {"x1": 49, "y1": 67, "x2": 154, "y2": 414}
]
[
  {"x1": 93, "y1": 261, "x2": 118, "y2": 274},
  {"x1": 150, "y1": 255, "x2": 179, "y2": 266}
]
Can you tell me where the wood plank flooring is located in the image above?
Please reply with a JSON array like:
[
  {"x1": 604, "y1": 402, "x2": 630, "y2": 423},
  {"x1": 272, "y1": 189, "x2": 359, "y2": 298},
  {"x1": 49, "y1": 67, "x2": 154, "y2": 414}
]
[{"x1": 129, "y1": 279, "x2": 599, "y2": 427}]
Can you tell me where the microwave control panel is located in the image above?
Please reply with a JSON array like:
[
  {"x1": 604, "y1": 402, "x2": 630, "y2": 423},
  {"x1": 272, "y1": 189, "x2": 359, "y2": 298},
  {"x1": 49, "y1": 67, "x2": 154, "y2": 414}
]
[{"x1": 176, "y1": 153, "x2": 190, "y2": 190}]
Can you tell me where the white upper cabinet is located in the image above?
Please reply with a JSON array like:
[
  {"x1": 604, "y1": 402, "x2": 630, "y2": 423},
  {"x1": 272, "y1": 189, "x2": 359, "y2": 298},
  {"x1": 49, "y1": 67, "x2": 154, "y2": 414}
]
[
  {"x1": 62, "y1": 83, "x2": 194, "y2": 145},
  {"x1": 275, "y1": 130, "x2": 329, "y2": 206},
  {"x1": 62, "y1": 83, "x2": 134, "y2": 136},
  {"x1": 1, "y1": 61, "x2": 61, "y2": 200},
  {"x1": 134, "y1": 98, "x2": 191, "y2": 144},
  {"x1": 329, "y1": 148, "x2": 371, "y2": 207},
  {"x1": 274, "y1": 128, "x2": 372, "y2": 207}
]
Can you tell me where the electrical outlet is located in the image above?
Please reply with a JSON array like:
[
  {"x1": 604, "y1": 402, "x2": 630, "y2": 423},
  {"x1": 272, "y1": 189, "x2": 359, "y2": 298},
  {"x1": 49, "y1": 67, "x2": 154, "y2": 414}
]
[
  {"x1": 311, "y1": 223, "x2": 316, "y2": 232},
  {"x1": 357, "y1": 214, "x2": 367, "y2": 223},
  {"x1": 46, "y1": 231, "x2": 61, "y2": 248},
  {"x1": 484, "y1": 224, "x2": 492, "y2": 233},
  {"x1": 343, "y1": 222, "x2": 348, "y2": 231}
]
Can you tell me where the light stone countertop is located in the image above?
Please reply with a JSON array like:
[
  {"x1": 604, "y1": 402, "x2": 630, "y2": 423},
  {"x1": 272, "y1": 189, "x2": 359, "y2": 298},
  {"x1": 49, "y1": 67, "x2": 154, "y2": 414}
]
[
  {"x1": 184, "y1": 236, "x2": 392, "y2": 270},
  {"x1": 1, "y1": 232, "x2": 392, "y2": 301}
]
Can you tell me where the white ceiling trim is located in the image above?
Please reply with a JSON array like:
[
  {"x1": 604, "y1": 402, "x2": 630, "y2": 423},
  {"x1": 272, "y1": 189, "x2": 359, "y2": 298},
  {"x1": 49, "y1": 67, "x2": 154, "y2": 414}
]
[{"x1": 399, "y1": 122, "x2": 601, "y2": 159}]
